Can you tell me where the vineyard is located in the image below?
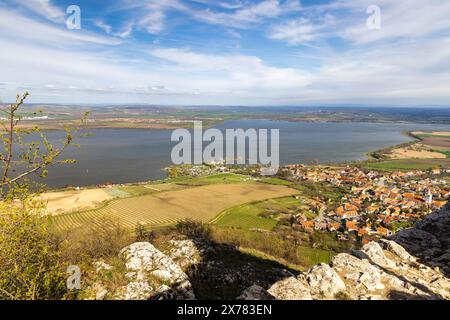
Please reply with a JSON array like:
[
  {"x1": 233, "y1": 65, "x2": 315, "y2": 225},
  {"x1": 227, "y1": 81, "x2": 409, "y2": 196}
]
[{"x1": 50, "y1": 182, "x2": 299, "y2": 231}]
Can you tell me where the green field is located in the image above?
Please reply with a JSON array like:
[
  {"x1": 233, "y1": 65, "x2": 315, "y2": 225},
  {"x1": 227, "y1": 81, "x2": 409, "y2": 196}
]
[
  {"x1": 154, "y1": 172, "x2": 249, "y2": 185},
  {"x1": 213, "y1": 196, "x2": 311, "y2": 230},
  {"x1": 115, "y1": 185, "x2": 154, "y2": 196},
  {"x1": 363, "y1": 158, "x2": 450, "y2": 171},
  {"x1": 173, "y1": 173, "x2": 251, "y2": 186},
  {"x1": 213, "y1": 202, "x2": 278, "y2": 230}
]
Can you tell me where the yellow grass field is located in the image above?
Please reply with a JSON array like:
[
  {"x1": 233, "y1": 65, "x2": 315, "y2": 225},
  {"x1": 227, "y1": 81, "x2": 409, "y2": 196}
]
[
  {"x1": 389, "y1": 147, "x2": 446, "y2": 159},
  {"x1": 40, "y1": 188, "x2": 113, "y2": 215},
  {"x1": 50, "y1": 182, "x2": 299, "y2": 231},
  {"x1": 413, "y1": 131, "x2": 450, "y2": 137}
]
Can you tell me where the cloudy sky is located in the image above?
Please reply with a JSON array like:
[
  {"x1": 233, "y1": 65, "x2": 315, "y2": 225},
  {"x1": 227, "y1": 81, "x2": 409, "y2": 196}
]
[{"x1": 1, "y1": 0, "x2": 450, "y2": 106}]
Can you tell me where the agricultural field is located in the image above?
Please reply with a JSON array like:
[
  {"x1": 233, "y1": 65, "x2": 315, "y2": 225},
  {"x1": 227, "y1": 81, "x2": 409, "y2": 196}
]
[
  {"x1": 362, "y1": 131, "x2": 450, "y2": 171},
  {"x1": 40, "y1": 188, "x2": 113, "y2": 215},
  {"x1": 388, "y1": 147, "x2": 445, "y2": 159},
  {"x1": 213, "y1": 196, "x2": 309, "y2": 230},
  {"x1": 407, "y1": 131, "x2": 450, "y2": 154},
  {"x1": 50, "y1": 181, "x2": 299, "y2": 231},
  {"x1": 168, "y1": 173, "x2": 252, "y2": 186},
  {"x1": 41, "y1": 173, "x2": 248, "y2": 216},
  {"x1": 213, "y1": 202, "x2": 279, "y2": 231},
  {"x1": 363, "y1": 158, "x2": 450, "y2": 171}
]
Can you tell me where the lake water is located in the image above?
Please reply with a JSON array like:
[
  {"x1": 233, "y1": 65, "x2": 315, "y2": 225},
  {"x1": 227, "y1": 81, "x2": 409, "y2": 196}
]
[{"x1": 41, "y1": 120, "x2": 450, "y2": 188}]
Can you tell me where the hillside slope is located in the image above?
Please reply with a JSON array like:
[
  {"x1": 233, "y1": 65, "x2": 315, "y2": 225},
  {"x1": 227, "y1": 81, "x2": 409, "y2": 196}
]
[
  {"x1": 84, "y1": 203, "x2": 450, "y2": 300},
  {"x1": 240, "y1": 202, "x2": 450, "y2": 300}
]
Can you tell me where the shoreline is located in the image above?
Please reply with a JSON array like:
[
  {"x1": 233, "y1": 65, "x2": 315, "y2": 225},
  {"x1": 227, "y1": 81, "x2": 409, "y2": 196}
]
[
  {"x1": 16, "y1": 118, "x2": 450, "y2": 132},
  {"x1": 39, "y1": 128, "x2": 449, "y2": 193}
]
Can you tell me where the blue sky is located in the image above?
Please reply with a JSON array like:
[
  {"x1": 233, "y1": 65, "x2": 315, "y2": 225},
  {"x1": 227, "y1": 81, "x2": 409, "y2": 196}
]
[{"x1": 1, "y1": 0, "x2": 450, "y2": 106}]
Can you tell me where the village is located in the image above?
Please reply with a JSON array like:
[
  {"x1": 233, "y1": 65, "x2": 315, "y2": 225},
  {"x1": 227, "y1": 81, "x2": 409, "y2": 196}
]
[
  {"x1": 158, "y1": 161, "x2": 450, "y2": 245},
  {"x1": 283, "y1": 165, "x2": 449, "y2": 244}
]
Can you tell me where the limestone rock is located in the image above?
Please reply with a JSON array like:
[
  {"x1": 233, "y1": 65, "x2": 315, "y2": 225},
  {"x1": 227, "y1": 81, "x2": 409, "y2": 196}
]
[
  {"x1": 268, "y1": 277, "x2": 312, "y2": 300},
  {"x1": 359, "y1": 271, "x2": 385, "y2": 291},
  {"x1": 306, "y1": 263, "x2": 346, "y2": 298},
  {"x1": 94, "y1": 260, "x2": 113, "y2": 273},
  {"x1": 168, "y1": 239, "x2": 201, "y2": 269},
  {"x1": 379, "y1": 239, "x2": 414, "y2": 261},
  {"x1": 119, "y1": 242, "x2": 188, "y2": 284},
  {"x1": 119, "y1": 281, "x2": 153, "y2": 300},
  {"x1": 86, "y1": 283, "x2": 108, "y2": 300},
  {"x1": 153, "y1": 281, "x2": 196, "y2": 300},
  {"x1": 117, "y1": 242, "x2": 195, "y2": 300},
  {"x1": 96, "y1": 288, "x2": 108, "y2": 300},
  {"x1": 332, "y1": 253, "x2": 385, "y2": 292},
  {"x1": 332, "y1": 253, "x2": 377, "y2": 273},
  {"x1": 353, "y1": 242, "x2": 397, "y2": 269}
]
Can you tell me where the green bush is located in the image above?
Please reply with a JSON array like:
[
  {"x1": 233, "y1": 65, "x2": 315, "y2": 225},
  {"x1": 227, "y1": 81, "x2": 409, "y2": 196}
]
[
  {"x1": 175, "y1": 220, "x2": 212, "y2": 241},
  {"x1": 0, "y1": 204, "x2": 66, "y2": 300},
  {"x1": 135, "y1": 222, "x2": 155, "y2": 242}
]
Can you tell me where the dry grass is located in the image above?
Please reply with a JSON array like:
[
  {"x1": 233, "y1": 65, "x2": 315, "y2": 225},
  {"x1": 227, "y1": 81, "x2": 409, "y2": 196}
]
[
  {"x1": 389, "y1": 147, "x2": 446, "y2": 159},
  {"x1": 59, "y1": 215, "x2": 133, "y2": 264},
  {"x1": 40, "y1": 188, "x2": 113, "y2": 215},
  {"x1": 413, "y1": 131, "x2": 450, "y2": 136}
]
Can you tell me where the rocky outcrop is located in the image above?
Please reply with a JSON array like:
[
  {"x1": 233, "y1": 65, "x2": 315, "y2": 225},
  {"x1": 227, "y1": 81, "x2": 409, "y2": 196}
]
[
  {"x1": 267, "y1": 277, "x2": 312, "y2": 300},
  {"x1": 306, "y1": 263, "x2": 346, "y2": 298},
  {"x1": 86, "y1": 242, "x2": 196, "y2": 300},
  {"x1": 352, "y1": 242, "x2": 397, "y2": 269},
  {"x1": 87, "y1": 203, "x2": 450, "y2": 300},
  {"x1": 238, "y1": 239, "x2": 450, "y2": 300},
  {"x1": 116, "y1": 242, "x2": 195, "y2": 300},
  {"x1": 168, "y1": 239, "x2": 201, "y2": 269},
  {"x1": 392, "y1": 203, "x2": 450, "y2": 276},
  {"x1": 238, "y1": 203, "x2": 450, "y2": 300}
]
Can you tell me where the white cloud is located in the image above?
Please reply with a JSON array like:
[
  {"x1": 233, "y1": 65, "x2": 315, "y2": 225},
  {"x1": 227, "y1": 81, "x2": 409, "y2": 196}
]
[
  {"x1": 95, "y1": 20, "x2": 134, "y2": 39},
  {"x1": 226, "y1": 29, "x2": 242, "y2": 39},
  {"x1": 12, "y1": 0, "x2": 65, "y2": 22},
  {"x1": 268, "y1": 18, "x2": 317, "y2": 44},
  {"x1": 218, "y1": 1, "x2": 244, "y2": 10},
  {"x1": 2, "y1": 1, "x2": 450, "y2": 105},
  {"x1": 98, "y1": 0, "x2": 301, "y2": 37},
  {"x1": 137, "y1": 3, "x2": 166, "y2": 34},
  {"x1": 271, "y1": 0, "x2": 450, "y2": 45},
  {"x1": 268, "y1": 13, "x2": 338, "y2": 45},
  {"x1": 149, "y1": 48, "x2": 312, "y2": 90},
  {"x1": 116, "y1": 0, "x2": 188, "y2": 35},
  {"x1": 339, "y1": 0, "x2": 450, "y2": 44},
  {"x1": 192, "y1": 0, "x2": 302, "y2": 28},
  {"x1": 0, "y1": 7, "x2": 121, "y2": 46},
  {"x1": 95, "y1": 20, "x2": 112, "y2": 34}
]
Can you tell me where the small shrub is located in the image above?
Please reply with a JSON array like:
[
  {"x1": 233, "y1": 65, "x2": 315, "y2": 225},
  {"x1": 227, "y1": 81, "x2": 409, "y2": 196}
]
[
  {"x1": 335, "y1": 291, "x2": 352, "y2": 300},
  {"x1": 0, "y1": 204, "x2": 66, "y2": 300},
  {"x1": 135, "y1": 223, "x2": 154, "y2": 242},
  {"x1": 175, "y1": 220, "x2": 212, "y2": 241}
]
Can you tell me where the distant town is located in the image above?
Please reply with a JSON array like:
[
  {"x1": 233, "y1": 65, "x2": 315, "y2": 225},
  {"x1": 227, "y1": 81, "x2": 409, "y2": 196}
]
[{"x1": 283, "y1": 165, "x2": 448, "y2": 243}]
